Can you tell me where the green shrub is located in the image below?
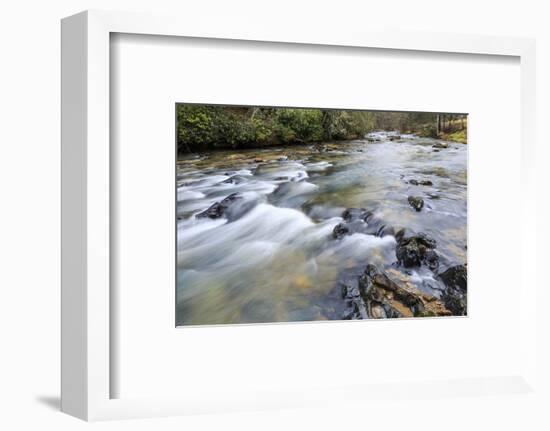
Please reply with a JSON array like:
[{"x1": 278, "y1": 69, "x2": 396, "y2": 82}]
[
  {"x1": 176, "y1": 105, "x2": 459, "y2": 152},
  {"x1": 274, "y1": 109, "x2": 324, "y2": 143},
  {"x1": 419, "y1": 124, "x2": 438, "y2": 138}
]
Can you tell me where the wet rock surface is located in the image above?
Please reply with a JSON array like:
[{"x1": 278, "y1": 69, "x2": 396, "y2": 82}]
[
  {"x1": 340, "y1": 275, "x2": 368, "y2": 319},
  {"x1": 409, "y1": 179, "x2": 433, "y2": 186},
  {"x1": 395, "y1": 231, "x2": 439, "y2": 271},
  {"x1": 338, "y1": 264, "x2": 452, "y2": 319},
  {"x1": 359, "y1": 264, "x2": 424, "y2": 318},
  {"x1": 341, "y1": 207, "x2": 371, "y2": 222},
  {"x1": 439, "y1": 265, "x2": 468, "y2": 315},
  {"x1": 333, "y1": 223, "x2": 350, "y2": 239},
  {"x1": 195, "y1": 193, "x2": 254, "y2": 221},
  {"x1": 408, "y1": 196, "x2": 424, "y2": 211},
  {"x1": 333, "y1": 207, "x2": 397, "y2": 239}
]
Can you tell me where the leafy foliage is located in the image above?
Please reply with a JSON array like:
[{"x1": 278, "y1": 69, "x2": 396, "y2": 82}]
[
  {"x1": 176, "y1": 105, "x2": 466, "y2": 152},
  {"x1": 274, "y1": 109, "x2": 324, "y2": 143}
]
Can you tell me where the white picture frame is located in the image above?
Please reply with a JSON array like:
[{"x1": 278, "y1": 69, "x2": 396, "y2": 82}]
[{"x1": 61, "y1": 9, "x2": 538, "y2": 421}]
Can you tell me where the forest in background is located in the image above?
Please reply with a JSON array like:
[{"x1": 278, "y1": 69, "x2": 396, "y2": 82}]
[{"x1": 177, "y1": 105, "x2": 467, "y2": 153}]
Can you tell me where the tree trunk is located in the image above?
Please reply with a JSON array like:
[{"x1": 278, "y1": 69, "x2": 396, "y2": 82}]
[{"x1": 249, "y1": 107, "x2": 260, "y2": 120}]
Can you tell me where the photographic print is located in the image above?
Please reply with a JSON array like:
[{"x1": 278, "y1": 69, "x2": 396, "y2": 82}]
[{"x1": 176, "y1": 105, "x2": 467, "y2": 326}]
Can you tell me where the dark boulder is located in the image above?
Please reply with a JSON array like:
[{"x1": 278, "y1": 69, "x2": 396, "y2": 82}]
[
  {"x1": 333, "y1": 223, "x2": 350, "y2": 239},
  {"x1": 196, "y1": 193, "x2": 251, "y2": 221},
  {"x1": 332, "y1": 208, "x2": 367, "y2": 239},
  {"x1": 334, "y1": 207, "x2": 399, "y2": 239},
  {"x1": 442, "y1": 292, "x2": 467, "y2": 316},
  {"x1": 409, "y1": 179, "x2": 433, "y2": 186},
  {"x1": 395, "y1": 231, "x2": 439, "y2": 270},
  {"x1": 439, "y1": 265, "x2": 467, "y2": 292},
  {"x1": 439, "y1": 265, "x2": 467, "y2": 316},
  {"x1": 423, "y1": 249, "x2": 440, "y2": 271},
  {"x1": 341, "y1": 207, "x2": 371, "y2": 222},
  {"x1": 394, "y1": 227, "x2": 415, "y2": 243},
  {"x1": 334, "y1": 207, "x2": 393, "y2": 239},
  {"x1": 196, "y1": 202, "x2": 230, "y2": 219},
  {"x1": 408, "y1": 196, "x2": 424, "y2": 211}
]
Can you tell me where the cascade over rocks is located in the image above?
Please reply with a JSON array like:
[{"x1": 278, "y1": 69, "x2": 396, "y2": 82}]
[
  {"x1": 196, "y1": 193, "x2": 254, "y2": 221},
  {"x1": 222, "y1": 175, "x2": 248, "y2": 184},
  {"x1": 332, "y1": 207, "x2": 397, "y2": 239}
]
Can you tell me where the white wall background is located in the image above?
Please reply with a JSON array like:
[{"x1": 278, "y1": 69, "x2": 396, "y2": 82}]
[{"x1": 0, "y1": 0, "x2": 548, "y2": 430}]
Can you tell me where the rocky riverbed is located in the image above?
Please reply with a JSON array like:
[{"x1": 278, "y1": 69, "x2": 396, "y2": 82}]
[{"x1": 176, "y1": 132, "x2": 467, "y2": 325}]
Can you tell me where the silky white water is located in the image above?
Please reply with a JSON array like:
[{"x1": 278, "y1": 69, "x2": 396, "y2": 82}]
[{"x1": 176, "y1": 133, "x2": 467, "y2": 325}]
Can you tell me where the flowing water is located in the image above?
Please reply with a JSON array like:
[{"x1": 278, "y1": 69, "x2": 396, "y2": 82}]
[{"x1": 176, "y1": 132, "x2": 467, "y2": 325}]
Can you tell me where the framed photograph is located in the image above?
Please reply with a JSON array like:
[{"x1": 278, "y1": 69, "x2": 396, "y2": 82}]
[{"x1": 61, "y1": 10, "x2": 538, "y2": 421}]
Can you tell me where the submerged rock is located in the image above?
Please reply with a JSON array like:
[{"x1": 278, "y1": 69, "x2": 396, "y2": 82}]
[
  {"x1": 408, "y1": 196, "x2": 424, "y2": 211},
  {"x1": 333, "y1": 223, "x2": 350, "y2": 239},
  {"x1": 333, "y1": 208, "x2": 367, "y2": 239},
  {"x1": 342, "y1": 207, "x2": 371, "y2": 222},
  {"x1": 439, "y1": 265, "x2": 467, "y2": 316},
  {"x1": 409, "y1": 179, "x2": 433, "y2": 186},
  {"x1": 333, "y1": 207, "x2": 394, "y2": 239},
  {"x1": 222, "y1": 175, "x2": 248, "y2": 184},
  {"x1": 395, "y1": 231, "x2": 439, "y2": 270},
  {"x1": 376, "y1": 224, "x2": 397, "y2": 238},
  {"x1": 269, "y1": 181, "x2": 318, "y2": 208},
  {"x1": 432, "y1": 142, "x2": 449, "y2": 149},
  {"x1": 195, "y1": 193, "x2": 252, "y2": 221}
]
